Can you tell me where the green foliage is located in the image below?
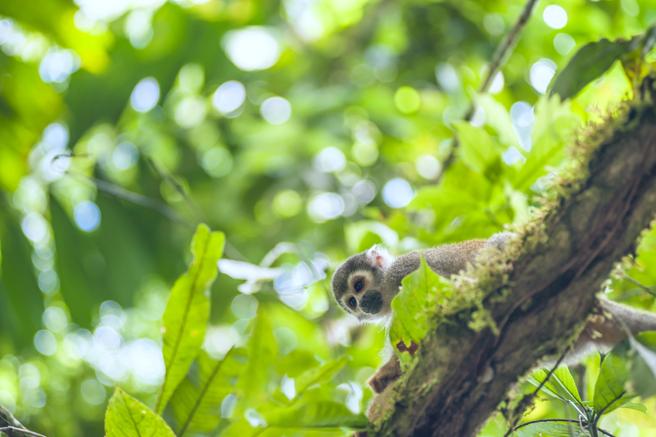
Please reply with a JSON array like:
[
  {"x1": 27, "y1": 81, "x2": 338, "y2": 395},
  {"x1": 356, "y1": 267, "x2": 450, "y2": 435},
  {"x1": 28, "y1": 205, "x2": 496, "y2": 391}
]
[
  {"x1": 105, "y1": 388, "x2": 175, "y2": 437},
  {"x1": 592, "y1": 350, "x2": 631, "y2": 414},
  {"x1": 2, "y1": 0, "x2": 656, "y2": 435},
  {"x1": 390, "y1": 257, "x2": 452, "y2": 366},
  {"x1": 519, "y1": 348, "x2": 645, "y2": 436},
  {"x1": 157, "y1": 224, "x2": 225, "y2": 413},
  {"x1": 550, "y1": 38, "x2": 638, "y2": 100},
  {"x1": 171, "y1": 349, "x2": 244, "y2": 435}
]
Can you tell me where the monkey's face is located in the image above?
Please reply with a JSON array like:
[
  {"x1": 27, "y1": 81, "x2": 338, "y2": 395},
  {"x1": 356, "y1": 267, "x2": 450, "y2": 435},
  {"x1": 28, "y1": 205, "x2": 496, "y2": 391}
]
[{"x1": 331, "y1": 245, "x2": 394, "y2": 321}]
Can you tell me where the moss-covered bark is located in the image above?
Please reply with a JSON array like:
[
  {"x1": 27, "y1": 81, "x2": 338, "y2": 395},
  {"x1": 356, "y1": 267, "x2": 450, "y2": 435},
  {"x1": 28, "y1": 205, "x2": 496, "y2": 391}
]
[{"x1": 369, "y1": 92, "x2": 656, "y2": 436}]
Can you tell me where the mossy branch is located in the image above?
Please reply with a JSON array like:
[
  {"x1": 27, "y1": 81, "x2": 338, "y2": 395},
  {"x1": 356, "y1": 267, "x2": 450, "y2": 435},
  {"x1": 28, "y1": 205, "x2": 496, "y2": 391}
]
[{"x1": 368, "y1": 82, "x2": 656, "y2": 436}]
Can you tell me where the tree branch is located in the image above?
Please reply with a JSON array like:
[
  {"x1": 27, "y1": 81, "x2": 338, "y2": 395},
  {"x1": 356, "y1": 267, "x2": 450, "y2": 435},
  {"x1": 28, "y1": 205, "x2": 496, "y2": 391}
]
[
  {"x1": 368, "y1": 83, "x2": 656, "y2": 435},
  {"x1": 438, "y1": 0, "x2": 540, "y2": 178}
]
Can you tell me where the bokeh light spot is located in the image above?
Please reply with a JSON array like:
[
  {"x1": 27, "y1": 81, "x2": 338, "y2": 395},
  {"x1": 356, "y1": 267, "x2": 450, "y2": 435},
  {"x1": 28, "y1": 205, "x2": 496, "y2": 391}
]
[
  {"x1": 273, "y1": 190, "x2": 303, "y2": 217},
  {"x1": 223, "y1": 27, "x2": 280, "y2": 71},
  {"x1": 529, "y1": 58, "x2": 556, "y2": 94},
  {"x1": 308, "y1": 192, "x2": 345, "y2": 222},
  {"x1": 543, "y1": 5, "x2": 568, "y2": 29},
  {"x1": 73, "y1": 201, "x2": 101, "y2": 233},
  {"x1": 130, "y1": 77, "x2": 160, "y2": 113},
  {"x1": 382, "y1": 178, "x2": 414, "y2": 208},
  {"x1": 201, "y1": 147, "x2": 233, "y2": 178},
  {"x1": 212, "y1": 80, "x2": 246, "y2": 115},
  {"x1": 314, "y1": 147, "x2": 345, "y2": 173},
  {"x1": 394, "y1": 86, "x2": 421, "y2": 114},
  {"x1": 260, "y1": 96, "x2": 292, "y2": 125}
]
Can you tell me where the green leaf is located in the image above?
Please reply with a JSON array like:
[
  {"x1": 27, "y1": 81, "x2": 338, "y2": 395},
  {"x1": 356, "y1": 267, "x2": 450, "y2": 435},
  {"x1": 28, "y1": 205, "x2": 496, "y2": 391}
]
[
  {"x1": 171, "y1": 349, "x2": 245, "y2": 435},
  {"x1": 454, "y1": 121, "x2": 503, "y2": 177},
  {"x1": 514, "y1": 420, "x2": 588, "y2": 437},
  {"x1": 593, "y1": 352, "x2": 631, "y2": 415},
  {"x1": 529, "y1": 366, "x2": 584, "y2": 413},
  {"x1": 628, "y1": 334, "x2": 656, "y2": 398},
  {"x1": 235, "y1": 309, "x2": 278, "y2": 413},
  {"x1": 621, "y1": 402, "x2": 647, "y2": 414},
  {"x1": 390, "y1": 257, "x2": 451, "y2": 366},
  {"x1": 293, "y1": 357, "x2": 348, "y2": 399},
  {"x1": 0, "y1": 213, "x2": 43, "y2": 347},
  {"x1": 475, "y1": 94, "x2": 521, "y2": 149},
  {"x1": 264, "y1": 401, "x2": 368, "y2": 430},
  {"x1": 550, "y1": 37, "x2": 637, "y2": 99},
  {"x1": 512, "y1": 95, "x2": 579, "y2": 192},
  {"x1": 156, "y1": 224, "x2": 225, "y2": 414},
  {"x1": 105, "y1": 388, "x2": 175, "y2": 437}
]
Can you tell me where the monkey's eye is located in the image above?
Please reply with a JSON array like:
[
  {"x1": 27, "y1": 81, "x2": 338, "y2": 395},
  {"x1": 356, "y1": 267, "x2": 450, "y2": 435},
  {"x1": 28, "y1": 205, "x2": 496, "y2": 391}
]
[
  {"x1": 353, "y1": 278, "x2": 365, "y2": 293},
  {"x1": 347, "y1": 297, "x2": 357, "y2": 309}
]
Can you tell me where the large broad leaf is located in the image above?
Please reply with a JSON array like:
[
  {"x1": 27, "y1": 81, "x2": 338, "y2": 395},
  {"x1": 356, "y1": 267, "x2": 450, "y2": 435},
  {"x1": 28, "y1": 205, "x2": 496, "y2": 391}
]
[
  {"x1": 550, "y1": 37, "x2": 637, "y2": 100},
  {"x1": 170, "y1": 349, "x2": 246, "y2": 435},
  {"x1": 529, "y1": 367, "x2": 585, "y2": 414},
  {"x1": 0, "y1": 213, "x2": 44, "y2": 348},
  {"x1": 593, "y1": 351, "x2": 631, "y2": 415},
  {"x1": 155, "y1": 224, "x2": 225, "y2": 413},
  {"x1": 105, "y1": 388, "x2": 175, "y2": 437},
  {"x1": 390, "y1": 257, "x2": 452, "y2": 366}
]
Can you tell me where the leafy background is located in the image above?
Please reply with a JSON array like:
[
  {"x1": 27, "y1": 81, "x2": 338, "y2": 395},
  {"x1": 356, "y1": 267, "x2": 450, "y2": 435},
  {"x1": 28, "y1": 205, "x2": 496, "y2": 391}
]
[{"x1": 1, "y1": 0, "x2": 656, "y2": 435}]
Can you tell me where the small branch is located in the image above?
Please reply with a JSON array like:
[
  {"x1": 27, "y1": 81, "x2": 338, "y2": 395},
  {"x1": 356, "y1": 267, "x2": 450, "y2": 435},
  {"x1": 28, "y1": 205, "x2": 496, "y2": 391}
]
[
  {"x1": 437, "y1": 0, "x2": 540, "y2": 179},
  {"x1": 624, "y1": 274, "x2": 656, "y2": 297},
  {"x1": 511, "y1": 418, "x2": 580, "y2": 431},
  {"x1": 503, "y1": 344, "x2": 571, "y2": 437},
  {"x1": 0, "y1": 426, "x2": 47, "y2": 437}
]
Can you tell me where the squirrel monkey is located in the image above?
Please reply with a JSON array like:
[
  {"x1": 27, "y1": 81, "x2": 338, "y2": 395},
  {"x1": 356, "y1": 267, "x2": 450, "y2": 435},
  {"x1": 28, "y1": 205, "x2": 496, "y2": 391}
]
[{"x1": 332, "y1": 232, "x2": 656, "y2": 392}]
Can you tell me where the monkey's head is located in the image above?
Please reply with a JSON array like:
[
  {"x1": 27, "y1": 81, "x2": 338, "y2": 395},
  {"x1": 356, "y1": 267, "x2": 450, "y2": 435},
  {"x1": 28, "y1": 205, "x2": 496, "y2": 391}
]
[{"x1": 331, "y1": 245, "x2": 395, "y2": 321}]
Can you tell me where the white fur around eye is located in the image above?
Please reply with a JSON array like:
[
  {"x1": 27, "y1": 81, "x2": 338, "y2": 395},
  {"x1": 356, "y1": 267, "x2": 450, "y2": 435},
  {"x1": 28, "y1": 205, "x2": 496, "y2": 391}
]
[{"x1": 348, "y1": 270, "x2": 373, "y2": 292}]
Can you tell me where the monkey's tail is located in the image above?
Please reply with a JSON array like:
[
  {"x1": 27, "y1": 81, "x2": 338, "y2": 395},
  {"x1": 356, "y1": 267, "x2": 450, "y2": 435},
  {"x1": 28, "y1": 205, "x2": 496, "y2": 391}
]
[{"x1": 599, "y1": 297, "x2": 656, "y2": 334}]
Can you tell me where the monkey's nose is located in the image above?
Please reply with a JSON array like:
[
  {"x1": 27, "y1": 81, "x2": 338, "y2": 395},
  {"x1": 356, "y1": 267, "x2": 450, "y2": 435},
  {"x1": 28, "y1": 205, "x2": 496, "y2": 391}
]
[{"x1": 361, "y1": 290, "x2": 383, "y2": 314}]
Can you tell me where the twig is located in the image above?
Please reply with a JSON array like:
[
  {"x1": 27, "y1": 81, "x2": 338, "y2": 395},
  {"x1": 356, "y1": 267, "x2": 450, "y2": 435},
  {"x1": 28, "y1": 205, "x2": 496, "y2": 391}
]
[
  {"x1": 509, "y1": 418, "x2": 615, "y2": 436},
  {"x1": 624, "y1": 275, "x2": 656, "y2": 297},
  {"x1": 503, "y1": 343, "x2": 571, "y2": 436},
  {"x1": 437, "y1": 0, "x2": 540, "y2": 181},
  {"x1": 0, "y1": 426, "x2": 47, "y2": 437}
]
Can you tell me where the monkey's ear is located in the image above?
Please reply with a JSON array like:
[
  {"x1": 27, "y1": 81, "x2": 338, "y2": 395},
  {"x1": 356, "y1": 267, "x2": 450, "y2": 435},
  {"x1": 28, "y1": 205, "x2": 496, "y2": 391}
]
[{"x1": 365, "y1": 245, "x2": 393, "y2": 270}]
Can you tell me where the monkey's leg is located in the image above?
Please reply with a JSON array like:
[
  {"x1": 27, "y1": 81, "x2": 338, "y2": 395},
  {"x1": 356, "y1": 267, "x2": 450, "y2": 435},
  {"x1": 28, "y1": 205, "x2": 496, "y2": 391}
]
[{"x1": 368, "y1": 356, "x2": 402, "y2": 394}]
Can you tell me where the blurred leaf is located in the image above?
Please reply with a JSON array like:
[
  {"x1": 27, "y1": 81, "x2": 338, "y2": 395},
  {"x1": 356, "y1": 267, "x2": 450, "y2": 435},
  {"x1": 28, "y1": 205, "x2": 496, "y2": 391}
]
[
  {"x1": 105, "y1": 388, "x2": 175, "y2": 437},
  {"x1": 156, "y1": 224, "x2": 225, "y2": 414},
  {"x1": 454, "y1": 121, "x2": 503, "y2": 177},
  {"x1": 51, "y1": 196, "x2": 159, "y2": 326},
  {"x1": 593, "y1": 351, "x2": 631, "y2": 415},
  {"x1": 263, "y1": 401, "x2": 368, "y2": 430},
  {"x1": 621, "y1": 402, "x2": 648, "y2": 414},
  {"x1": 476, "y1": 95, "x2": 521, "y2": 149},
  {"x1": 294, "y1": 357, "x2": 348, "y2": 398},
  {"x1": 0, "y1": 0, "x2": 109, "y2": 72},
  {"x1": 550, "y1": 37, "x2": 638, "y2": 99},
  {"x1": 0, "y1": 211, "x2": 44, "y2": 348},
  {"x1": 171, "y1": 349, "x2": 245, "y2": 435},
  {"x1": 235, "y1": 308, "x2": 278, "y2": 414},
  {"x1": 629, "y1": 334, "x2": 656, "y2": 398},
  {"x1": 512, "y1": 95, "x2": 579, "y2": 192}
]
